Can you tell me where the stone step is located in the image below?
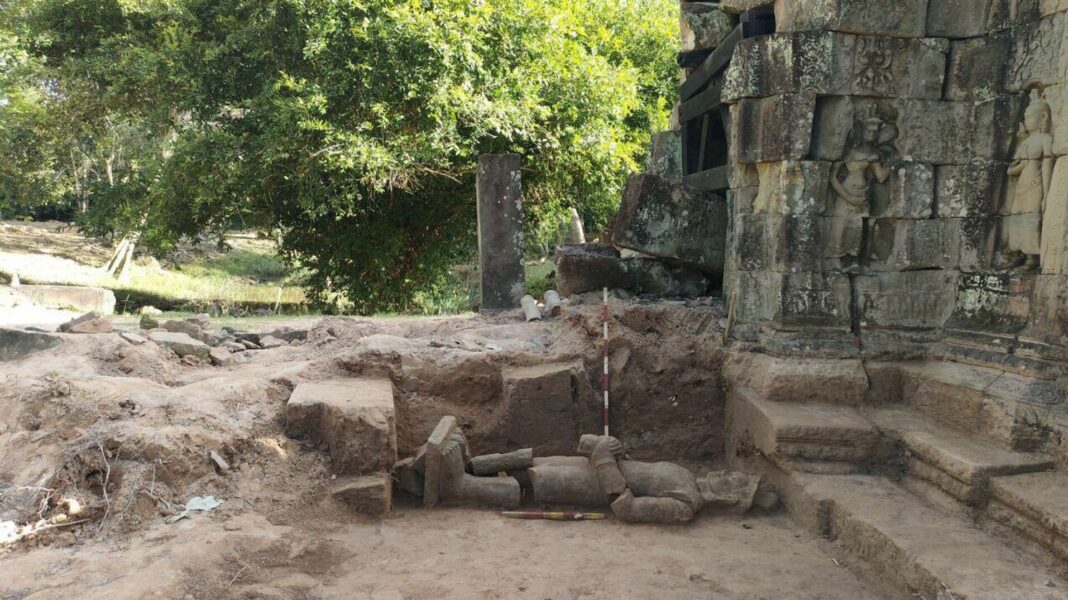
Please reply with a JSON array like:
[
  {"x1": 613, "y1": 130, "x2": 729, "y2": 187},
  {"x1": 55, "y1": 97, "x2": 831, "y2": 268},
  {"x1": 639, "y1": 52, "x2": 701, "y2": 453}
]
[
  {"x1": 795, "y1": 474, "x2": 1068, "y2": 600},
  {"x1": 987, "y1": 471, "x2": 1068, "y2": 565},
  {"x1": 866, "y1": 407, "x2": 1055, "y2": 507},
  {"x1": 897, "y1": 361, "x2": 1060, "y2": 451},
  {"x1": 728, "y1": 388, "x2": 884, "y2": 469}
]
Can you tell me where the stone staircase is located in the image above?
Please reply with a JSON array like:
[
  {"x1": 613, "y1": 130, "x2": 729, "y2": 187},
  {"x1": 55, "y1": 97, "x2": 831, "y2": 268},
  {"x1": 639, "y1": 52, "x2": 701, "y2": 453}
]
[{"x1": 727, "y1": 355, "x2": 1068, "y2": 600}]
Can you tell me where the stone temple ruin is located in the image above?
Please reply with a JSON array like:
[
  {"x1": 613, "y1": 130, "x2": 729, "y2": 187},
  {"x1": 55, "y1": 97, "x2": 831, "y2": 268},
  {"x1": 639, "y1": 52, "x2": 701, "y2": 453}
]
[
  {"x1": 5, "y1": 1, "x2": 1068, "y2": 598},
  {"x1": 270, "y1": 1, "x2": 1068, "y2": 597},
  {"x1": 354, "y1": 1, "x2": 1068, "y2": 597}
]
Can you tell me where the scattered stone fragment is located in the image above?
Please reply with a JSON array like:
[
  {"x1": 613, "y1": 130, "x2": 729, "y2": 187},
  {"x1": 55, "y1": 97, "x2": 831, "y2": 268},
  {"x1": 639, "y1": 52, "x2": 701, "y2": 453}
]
[
  {"x1": 120, "y1": 332, "x2": 147, "y2": 345},
  {"x1": 209, "y1": 450, "x2": 230, "y2": 473},
  {"x1": 65, "y1": 313, "x2": 112, "y2": 334},
  {"x1": 187, "y1": 313, "x2": 211, "y2": 329},
  {"x1": 139, "y1": 305, "x2": 163, "y2": 316},
  {"x1": 259, "y1": 335, "x2": 287, "y2": 349},
  {"x1": 270, "y1": 327, "x2": 309, "y2": 342},
  {"x1": 149, "y1": 331, "x2": 211, "y2": 359},
  {"x1": 222, "y1": 341, "x2": 246, "y2": 353},
  {"x1": 55, "y1": 531, "x2": 76, "y2": 547},
  {"x1": 697, "y1": 470, "x2": 762, "y2": 513},
  {"x1": 209, "y1": 347, "x2": 235, "y2": 367},
  {"x1": 332, "y1": 473, "x2": 392, "y2": 517},
  {"x1": 140, "y1": 314, "x2": 160, "y2": 330},
  {"x1": 393, "y1": 457, "x2": 425, "y2": 497},
  {"x1": 58, "y1": 311, "x2": 100, "y2": 333},
  {"x1": 240, "y1": 339, "x2": 262, "y2": 350},
  {"x1": 162, "y1": 319, "x2": 202, "y2": 338}
]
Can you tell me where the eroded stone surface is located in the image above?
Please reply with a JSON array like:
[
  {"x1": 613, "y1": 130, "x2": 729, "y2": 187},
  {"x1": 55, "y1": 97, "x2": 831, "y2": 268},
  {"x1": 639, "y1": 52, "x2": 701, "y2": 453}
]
[
  {"x1": 285, "y1": 378, "x2": 397, "y2": 475},
  {"x1": 613, "y1": 174, "x2": 727, "y2": 275},
  {"x1": 503, "y1": 363, "x2": 578, "y2": 456}
]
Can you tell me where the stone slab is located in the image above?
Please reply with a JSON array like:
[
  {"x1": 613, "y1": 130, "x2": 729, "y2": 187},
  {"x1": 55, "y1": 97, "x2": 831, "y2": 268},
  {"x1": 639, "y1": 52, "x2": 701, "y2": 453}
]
[
  {"x1": 989, "y1": 471, "x2": 1068, "y2": 540},
  {"x1": 775, "y1": 0, "x2": 929, "y2": 37},
  {"x1": 730, "y1": 94, "x2": 816, "y2": 164},
  {"x1": 855, "y1": 271, "x2": 959, "y2": 330},
  {"x1": 148, "y1": 331, "x2": 211, "y2": 359},
  {"x1": 16, "y1": 285, "x2": 116, "y2": 315},
  {"x1": 724, "y1": 32, "x2": 946, "y2": 102},
  {"x1": 725, "y1": 353, "x2": 868, "y2": 406},
  {"x1": 553, "y1": 244, "x2": 630, "y2": 296},
  {"x1": 503, "y1": 363, "x2": 577, "y2": 457},
  {"x1": 0, "y1": 328, "x2": 61, "y2": 362},
  {"x1": 796, "y1": 473, "x2": 1068, "y2": 599},
  {"x1": 866, "y1": 407, "x2": 1054, "y2": 483},
  {"x1": 286, "y1": 378, "x2": 397, "y2": 476},
  {"x1": 612, "y1": 173, "x2": 727, "y2": 275},
  {"x1": 332, "y1": 473, "x2": 392, "y2": 517}
]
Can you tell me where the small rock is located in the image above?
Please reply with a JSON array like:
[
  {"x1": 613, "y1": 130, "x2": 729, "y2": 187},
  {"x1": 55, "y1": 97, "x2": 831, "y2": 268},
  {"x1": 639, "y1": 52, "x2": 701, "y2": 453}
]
[
  {"x1": 140, "y1": 314, "x2": 160, "y2": 330},
  {"x1": 186, "y1": 313, "x2": 211, "y2": 329},
  {"x1": 67, "y1": 317, "x2": 113, "y2": 334},
  {"x1": 59, "y1": 312, "x2": 104, "y2": 333},
  {"x1": 222, "y1": 341, "x2": 246, "y2": 353},
  {"x1": 180, "y1": 354, "x2": 205, "y2": 367},
  {"x1": 120, "y1": 332, "x2": 147, "y2": 345},
  {"x1": 139, "y1": 306, "x2": 163, "y2": 316},
  {"x1": 240, "y1": 339, "x2": 262, "y2": 350},
  {"x1": 697, "y1": 470, "x2": 762, "y2": 513},
  {"x1": 149, "y1": 331, "x2": 211, "y2": 359},
  {"x1": 162, "y1": 319, "x2": 202, "y2": 338},
  {"x1": 209, "y1": 450, "x2": 230, "y2": 472},
  {"x1": 258, "y1": 335, "x2": 287, "y2": 349},
  {"x1": 55, "y1": 531, "x2": 76, "y2": 547},
  {"x1": 209, "y1": 347, "x2": 235, "y2": 367}
]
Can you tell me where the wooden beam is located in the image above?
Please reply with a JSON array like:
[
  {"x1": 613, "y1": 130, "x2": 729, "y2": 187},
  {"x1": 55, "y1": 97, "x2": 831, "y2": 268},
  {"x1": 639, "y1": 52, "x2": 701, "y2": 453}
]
[
  {"x1": 679, "y1": 25, "x2": 742, "y2": 101},
  {"x1": 676, "y1": 48, "x2": 712, "y2": 69},
  {"x1": 679, "y1": 79, "x2": 722, "y2": 124},
  {"x1": 697, "y1": 114, "x2": 711, "y2": 172},
  {"x1": 684, "y1": 166, "x2": 730, "y2": 192}
]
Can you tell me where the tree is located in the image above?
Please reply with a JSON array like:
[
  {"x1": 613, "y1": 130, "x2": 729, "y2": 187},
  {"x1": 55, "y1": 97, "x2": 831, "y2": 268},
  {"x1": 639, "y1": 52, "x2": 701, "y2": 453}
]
[{"x1": 2, "y1": 0, "x2": 678, "y2": 311}]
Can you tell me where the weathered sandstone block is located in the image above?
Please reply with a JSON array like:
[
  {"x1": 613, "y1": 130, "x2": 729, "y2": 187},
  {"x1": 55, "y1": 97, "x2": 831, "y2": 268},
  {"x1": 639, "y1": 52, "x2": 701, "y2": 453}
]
[
  {"x1": 286, "y1": 379, "x2": 397, "y2": 475},
  {"x1": 504, "y1": 363, "x2": 577, "y2": 456},
  {"x1": 724, "y1": 32, "x2": 946, "y2": 102},
  {"x1": 613, "y1": 173, "x2": 727, "y2": 275},
  {"x1": 775, "y1": 0, "x2": 928, "y2": 37},
  {"x1": 868, "y1": 219, "x2": 962, "y2": 270},
  {"x1": 332, "y1": 473, "x2": 392, "y2": 517},
  {"x1": 856, "y1": 271, "x2": 960, "y2": 330},
  {"x1": 730, "y1": 94, "x2": 816, "y2": 163},
  {"x1": 148, "y1": 331, "x2": 211, "y2": 359}
]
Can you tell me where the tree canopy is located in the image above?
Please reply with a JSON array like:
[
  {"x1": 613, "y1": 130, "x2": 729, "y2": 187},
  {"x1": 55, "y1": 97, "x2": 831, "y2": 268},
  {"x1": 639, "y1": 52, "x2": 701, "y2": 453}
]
[{"x1": 0, "y1": 0, "x2": 678, "y2": 312}]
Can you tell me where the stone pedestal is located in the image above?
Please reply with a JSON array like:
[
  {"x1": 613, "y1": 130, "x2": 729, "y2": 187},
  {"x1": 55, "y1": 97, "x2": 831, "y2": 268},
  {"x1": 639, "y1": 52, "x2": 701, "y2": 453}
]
[{"x1": 477, "y1": 154, "x2": 526, "y2": 312}]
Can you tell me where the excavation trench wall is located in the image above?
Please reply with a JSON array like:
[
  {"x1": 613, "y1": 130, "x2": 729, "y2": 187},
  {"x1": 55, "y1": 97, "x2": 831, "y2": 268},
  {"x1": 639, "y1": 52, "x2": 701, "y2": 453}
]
[{"x1": 328, "y1": 304, "x2": 727, "y2": 462}]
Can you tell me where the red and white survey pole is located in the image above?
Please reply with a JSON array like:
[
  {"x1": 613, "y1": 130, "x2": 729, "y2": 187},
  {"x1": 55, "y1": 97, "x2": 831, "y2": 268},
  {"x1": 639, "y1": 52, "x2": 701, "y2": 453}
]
[{"x1": 602, "y1": 287, "x2": 610, "y2": 436}]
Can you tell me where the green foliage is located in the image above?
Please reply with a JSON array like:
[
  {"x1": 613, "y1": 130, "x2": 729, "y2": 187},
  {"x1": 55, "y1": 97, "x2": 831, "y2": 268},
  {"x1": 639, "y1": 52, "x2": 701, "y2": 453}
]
[{"x1": 0, "y1": 0, "x2": 678, "y2": 313}]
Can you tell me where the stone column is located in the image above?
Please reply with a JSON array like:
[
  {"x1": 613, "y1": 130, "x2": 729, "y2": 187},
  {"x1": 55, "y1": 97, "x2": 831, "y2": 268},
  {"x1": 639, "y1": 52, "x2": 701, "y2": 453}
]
[{"x1": 477, "y1": 154, "x2": 526, "y2": 312}]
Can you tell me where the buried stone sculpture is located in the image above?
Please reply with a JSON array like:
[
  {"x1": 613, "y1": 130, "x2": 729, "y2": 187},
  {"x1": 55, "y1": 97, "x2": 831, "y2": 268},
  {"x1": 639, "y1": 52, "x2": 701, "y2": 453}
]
[{"x1": 396, "y1": 418, "x2": 763, "y2": 524}]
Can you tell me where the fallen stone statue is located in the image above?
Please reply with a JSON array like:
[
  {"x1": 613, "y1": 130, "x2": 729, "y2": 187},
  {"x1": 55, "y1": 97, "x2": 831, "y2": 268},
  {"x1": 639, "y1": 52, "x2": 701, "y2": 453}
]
[
  {"x1": 529, "y1": 434, "x2": 762, "y2": 524},
  {"x1": 395, "y1": 418, "x2": 768, "y2": 524}
]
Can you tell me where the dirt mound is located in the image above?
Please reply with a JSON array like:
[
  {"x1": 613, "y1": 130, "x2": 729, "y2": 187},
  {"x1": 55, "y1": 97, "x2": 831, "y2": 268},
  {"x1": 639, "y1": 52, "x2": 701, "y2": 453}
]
[{"x1": 0, "y1": 299, "x2": 725, "y2": 555}]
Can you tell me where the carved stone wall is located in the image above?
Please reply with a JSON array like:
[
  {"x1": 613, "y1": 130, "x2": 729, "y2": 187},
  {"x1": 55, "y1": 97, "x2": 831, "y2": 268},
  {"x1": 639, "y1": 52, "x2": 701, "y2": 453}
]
[{"x1": 718, "y1": 0, "x2": 1068, "y2": 377}]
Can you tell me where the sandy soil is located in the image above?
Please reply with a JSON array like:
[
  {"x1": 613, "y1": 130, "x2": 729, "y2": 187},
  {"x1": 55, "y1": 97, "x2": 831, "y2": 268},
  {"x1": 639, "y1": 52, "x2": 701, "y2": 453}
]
[
  {"x1": 0, "y1": 303, "x2": 901, "y2": 599},
  {"x1": 0, "y1": 506, "x2": 899, "y2": 600}
]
